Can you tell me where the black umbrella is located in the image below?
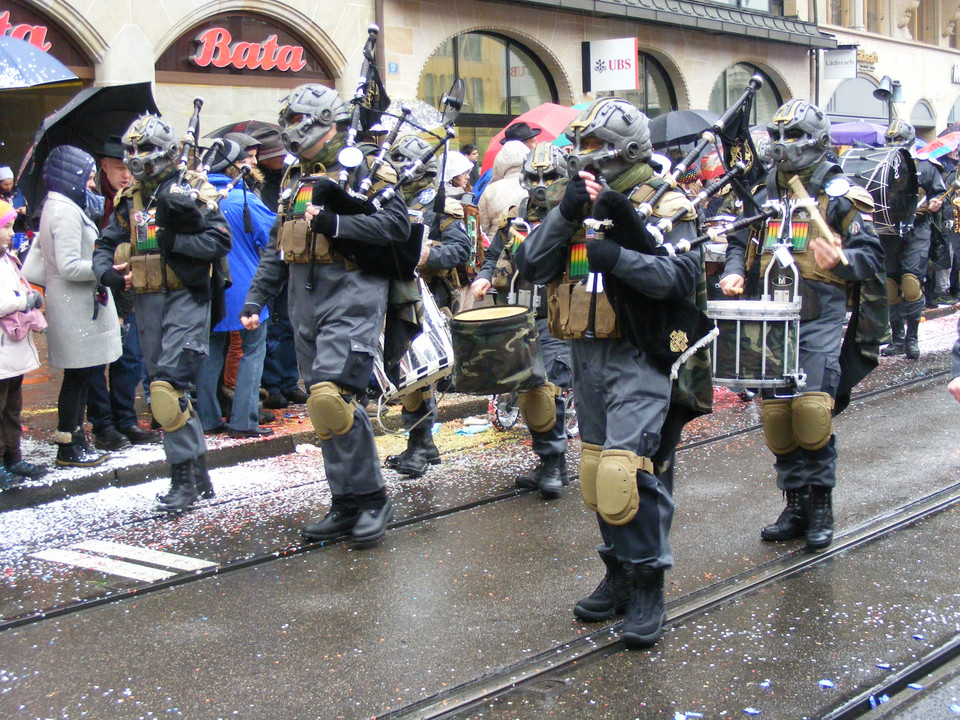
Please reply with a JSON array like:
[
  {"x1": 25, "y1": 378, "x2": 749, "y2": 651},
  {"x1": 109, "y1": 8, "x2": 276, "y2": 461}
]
[
  {"x1": 17, "y1": 82, "x2": 159, "y2": 211},
  {"x1": 648, "y1": 109, "x2": 720, "y2": 149}
]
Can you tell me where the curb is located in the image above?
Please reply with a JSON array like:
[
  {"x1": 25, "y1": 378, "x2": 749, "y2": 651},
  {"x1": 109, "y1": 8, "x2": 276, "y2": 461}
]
[{"x1": 0, "y1": 395, "x2": 490, "y2": 512}]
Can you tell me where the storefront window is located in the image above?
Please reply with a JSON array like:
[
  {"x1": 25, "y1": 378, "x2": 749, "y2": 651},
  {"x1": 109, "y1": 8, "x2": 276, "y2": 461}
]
[
  {"x1": 419, "y1": 32, "x2": 557, "y2": 155},
  {"x1": 596, "y1": 53, "x2": 677, "y2": 118},
  {"x1": 825, "y1": 77, "x2": 889, "y2": 123},
  {"x1": 708, "y1": 64, "x2": 781, "y2": 125}
]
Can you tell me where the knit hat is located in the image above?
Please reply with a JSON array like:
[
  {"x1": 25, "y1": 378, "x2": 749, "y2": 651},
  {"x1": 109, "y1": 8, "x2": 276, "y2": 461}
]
[
  {"x1": 677, "y1": 165, "x2": 701, "y2": 184},
  {"x1": 0, "y1": 166, "x2": 13, "y2": 182},
  {"x1": 0, "y1": 199, "x2": 16, "y2": 228}
]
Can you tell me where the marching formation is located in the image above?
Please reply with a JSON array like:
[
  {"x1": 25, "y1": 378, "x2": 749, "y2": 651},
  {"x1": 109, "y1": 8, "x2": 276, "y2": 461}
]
[{"x1": 5, "y1": 27, "x2": 960, "y2": 655}]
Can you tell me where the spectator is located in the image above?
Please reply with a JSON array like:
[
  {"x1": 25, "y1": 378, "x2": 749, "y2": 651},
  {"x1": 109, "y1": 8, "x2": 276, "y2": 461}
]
[
  {"x1": 462, "y1": 143, "x2": 481, "y2": 186},
  {"x1": 38, "y1": 146, "x2": 122, "y2": 467},
  {"x1": 251, "y1": 126, "x2": 288, "y2": 212},
  {"x1": 0, "y1": 166, "x2": 28, "y2": 232},
  {"x1": 477, "y1": 140, "x2": 529, "y2": 239},
  {"x1": 196, "y1": 140, "x2": 275, "y2": 438},
  {"x1": 501, "y1": 121, "x2": 541, "y2": 150},
  {"x1": 86, "y1": 136, "x2": 159, "y2": 449},
  {"x1": 0, "y1": 199, "x2": 47, "y2": 486},
  {"x1": 443, "y1": 151, "x2": 474, "y2": 199}
]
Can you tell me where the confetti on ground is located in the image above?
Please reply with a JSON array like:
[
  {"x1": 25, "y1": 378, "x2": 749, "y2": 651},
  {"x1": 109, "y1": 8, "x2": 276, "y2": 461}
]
[
  {"x1": 949, "y1": 703, "x2": 960, "y2": 713},
  {"x1": 907, "y1": 683, "x2": 924, "y2": 690},
  {"x1": 744, "y1": 708, "x2": 761, "y2": 716},
  {"x1": 875, "y1": 663, "x2": 891, "y2": 669},
  {"x1": 913, "y1": 634, "x2": 926, "y2": 640},
  {"x1": 819, "y1": 679, "x2": 835, "y2": 689},
  {"x1": 759, "y1": 680, "x2": 771, "y2": 689}
]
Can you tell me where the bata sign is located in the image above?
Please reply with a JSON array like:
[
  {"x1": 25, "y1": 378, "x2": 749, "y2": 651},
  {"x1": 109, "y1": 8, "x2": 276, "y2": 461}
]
[
  {"x1": 0, "y1": 10, "x2": 52, "y2": 51},
  {"x1": 192, "y1": 27, "x2": 306, "y2": 72}
]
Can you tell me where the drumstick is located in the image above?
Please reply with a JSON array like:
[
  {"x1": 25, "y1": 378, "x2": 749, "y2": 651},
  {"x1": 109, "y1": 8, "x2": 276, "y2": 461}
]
[{"x1": 786, "y1": 175, "x2": 849, "y2": 266}]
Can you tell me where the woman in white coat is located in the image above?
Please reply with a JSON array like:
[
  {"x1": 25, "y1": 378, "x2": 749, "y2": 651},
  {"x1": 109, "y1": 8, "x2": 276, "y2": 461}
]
[
  {"x1": 0, "y1": 199, "x2": 46, "y2": 487},
  {"x1": 38, "y1": 145, "x2": 121, "y2": 467}
]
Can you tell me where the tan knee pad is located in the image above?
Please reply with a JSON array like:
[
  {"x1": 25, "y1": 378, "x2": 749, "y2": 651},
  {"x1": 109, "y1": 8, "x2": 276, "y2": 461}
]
[
  {"x1": 885, "y1": 277, "x2": 901, "y2": 305},
  {"x1": 792, "y1": 392, "x2": 834, "y2": 451},
  {"x1": 901, "y1": 273, "x2": 922, "y2": 303},
  {"x1": 760, "y1": 398, "x2": 799, "y2": 455},
  {"x1": 401, "y1": 387, "x2": 429, "y2": 413},
  {"x1": 578, "y1": 442, "x2": 603, "y2": 512},
  {"x1": 518, "y1": 382, "x2": 559, "y2": 433},
  {"x1": 595, "y1": 449, "x2": 654, "y2": 526},
  {"x1": 307, "y1": 382, "x2": 357, "y2": 440},
  {"x1": 150, "y1": 381, "x2": 190, "y2": 432}
]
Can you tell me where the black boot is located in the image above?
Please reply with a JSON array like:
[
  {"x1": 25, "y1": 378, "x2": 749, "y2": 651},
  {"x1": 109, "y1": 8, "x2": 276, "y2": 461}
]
[
  {"x1": 195, "y1": 454, "x2": 214, "y2": 499},
  {"x1": 515, "y1": 454, "x2": 569, "y2": 489},
  {"x1": 54, "y1": 430, "x2": 108, "y2": 468},
  {"x1": 881, "y1": 319, "x2": 905, "y2": 356},
  {"x1": 73, "y1": 428, "x2": 109, "y2": 463},
  {"x1": 904, "y1": 318, "x2": 920, "y2": 359},
  {"x1": 574, "y1": 552, "x2": 630, "y2": 622},
  {"x1": 351, "y1": 491, "x2": 394, "y2": 543},
  {"x1": 392, "y1": 428, "x2": 440, "y2": 478},
  {"x1": 536, "y1": 454, "x2": 564, "y2": 499},
  {"x1": 303, "y1": 499, "x2": 360, "y2": 541},
  {"x1": 620, "y1": 566, "x2": 666, "y2": 649},
  {"x1": 156, "y1": 460, "x2": 199, "y2": 513},
  {"x1": 806, "y1": 485, "x2": 834, "y2": 551},
  {"x1": 760, "y1": 487, "x2": 809, "y2": 541}
]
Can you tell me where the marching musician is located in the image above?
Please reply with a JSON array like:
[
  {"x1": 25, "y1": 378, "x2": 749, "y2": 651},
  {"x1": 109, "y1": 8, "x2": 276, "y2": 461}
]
[
  {"x1": 383, "y1": 134, "x2": 472, "y2": 479},
  {"x1": 92, "y1": 115, "x2": 233, "y2": 513},
  {"x1": 471, "y1": 142, "x2": 573, "y2": 499},
  {"x1": 881, "y1": 119, "x2": 946, "y2": 359},
  {"x1": 719, "y1": 99, "x2": 885, "y2": 552},
  {"x1": 516, "y1": 98, "x2": 714, "y2": 649},
  {"x1": 241, "y1": 84, "x2": 411, "y2": 544}
]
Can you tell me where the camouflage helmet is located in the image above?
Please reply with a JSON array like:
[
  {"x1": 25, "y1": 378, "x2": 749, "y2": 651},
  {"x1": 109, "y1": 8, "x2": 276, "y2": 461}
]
[
  {"x1": 564, "y1": 98, "x2": 653, "y2": 182},
  {"x1": 390, "y1": 134, "x2": 437, "y2": 181},
  {"x1": 278, "y1": 84, "x2": 349, "y2": 156},
  {"x1": 767, "y1": 99, "x2": 830, "y2": 173},
  {"x1": 520, "y1": 142, "x2": 569, "y2": 207},
  {"x1": 121, "y1": 115, "x2": 179, "y2": 182},
  {"x1": 885, "y1": 118, "x2": 916, "y2": 148}
]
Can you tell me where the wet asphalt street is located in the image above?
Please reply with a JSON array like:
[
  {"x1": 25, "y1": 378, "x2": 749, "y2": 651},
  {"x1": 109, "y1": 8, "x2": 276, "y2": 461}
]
[{"x1": 0, "y1": 311, "x2": 958, "y2": 719}]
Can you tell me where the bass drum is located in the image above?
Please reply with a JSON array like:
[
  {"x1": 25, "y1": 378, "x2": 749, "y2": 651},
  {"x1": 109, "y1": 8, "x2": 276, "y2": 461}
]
[{"x1": 838, "y1": 147, "x2": 918, "y2": 235}]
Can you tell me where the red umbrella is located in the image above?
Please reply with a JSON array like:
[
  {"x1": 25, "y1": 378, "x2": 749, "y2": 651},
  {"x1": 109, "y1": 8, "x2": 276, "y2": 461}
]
[
  {"x1": 917, "y1": 131, "x2": 960, "y2": 160},
  {"x1": 481, "y1": 103, "x2": 579, "y2": 173}
]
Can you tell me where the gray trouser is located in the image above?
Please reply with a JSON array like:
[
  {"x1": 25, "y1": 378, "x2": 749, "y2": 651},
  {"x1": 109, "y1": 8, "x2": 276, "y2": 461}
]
[
  {"x1": 134, "y1": 290, "x2": 209, "y2": 465},
  {"x1": 288, "y1": 262, "x2": 388, "y2": 499},
  {"x1": 400, "y1": 390, "x2": 438, "y2": 432},
  {"x1": 572, "y1": 337, "x2": 674, "y2": 571},
  {"x1": 530, "y1": 317, "x2": 572, "y2": 457},
  {"x1": 883, "y1": 229, "x2": 930, "y2": 322},
  {"x1": 766, "y1": 281, "x2": 844, "y2": 491}
]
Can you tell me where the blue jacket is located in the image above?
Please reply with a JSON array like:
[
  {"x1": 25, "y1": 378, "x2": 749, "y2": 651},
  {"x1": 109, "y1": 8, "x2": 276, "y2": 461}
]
[{"x1": 207, "y1": 173, "x2": 273, "y2": 331}]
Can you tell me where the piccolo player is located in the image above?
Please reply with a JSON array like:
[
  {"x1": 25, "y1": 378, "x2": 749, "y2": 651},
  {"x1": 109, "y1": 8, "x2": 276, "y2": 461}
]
[
  {"x1": 93, "y1": 115, "x2": 233, "y2": 513},
  {"x1": 516, "y1": 98, "x2": 714, "y2": 649},
  {"x1": 719, "y1": 99, "x2": 884, "y2": 552}
]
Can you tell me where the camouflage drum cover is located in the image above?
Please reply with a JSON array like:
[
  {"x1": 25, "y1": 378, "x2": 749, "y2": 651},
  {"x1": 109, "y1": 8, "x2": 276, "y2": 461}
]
[{"x1": 450, "y1": 306, "x2": 547, "y2": 395}]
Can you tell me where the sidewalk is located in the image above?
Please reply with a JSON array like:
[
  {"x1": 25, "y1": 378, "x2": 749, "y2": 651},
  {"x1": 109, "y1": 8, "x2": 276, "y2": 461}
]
[{"x1": 5, "y1": 333, "x2": 486, "y2": 511}]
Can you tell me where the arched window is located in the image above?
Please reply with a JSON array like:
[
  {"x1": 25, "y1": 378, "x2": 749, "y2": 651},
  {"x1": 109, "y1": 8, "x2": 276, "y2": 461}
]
[
  {"x1": 419, "y1": 32, "x2": 558, "y2": 154},
  {"x1": 825, "y1": 77, "x2": 888, "y2": 123},
  {"x1": 708, "y1": 64, "x2": 781, "y2": 124},
  {"x1": 910, "y1": 100, "x2": 936, "y2": 136},
  {"x1": 595, "y1": 52, "x2": 677, "y2": 118}
]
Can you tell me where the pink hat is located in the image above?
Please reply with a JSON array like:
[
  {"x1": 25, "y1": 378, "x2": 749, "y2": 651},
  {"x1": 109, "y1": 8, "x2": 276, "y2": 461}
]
[{"x1": 0, "y1": 199, "x2": 16, "y2": 228}]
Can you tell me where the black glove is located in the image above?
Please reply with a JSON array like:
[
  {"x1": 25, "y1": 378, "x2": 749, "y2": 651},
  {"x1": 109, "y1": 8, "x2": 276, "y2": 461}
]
[
  {"x1": 591, "y1": 188, "x2": 658, "y2": 254},
  {"x1": 25, "y1": 290, "x2": 43, "y2": 310},
  {"x1": 155, "y1": 192, "x2": 205, "y2": 234},
  {"x1": 312, "y1": 178, "x2": 373, "y2": 215},
  {"x1": 586, "y1": 238, "x2": 622, "y2": 274},
  {"x1": 558, "y1": 177, "x2": 591, "y2": 223},
  {"x1": 239, "y1": 302, "x2": 261, "y2": 321},
  {"x1": 311, "y1": 210, "x2": 337, "y2": 238},
  {"x1": 100, "y1": 267, "x2": 127, "y2": 297}
]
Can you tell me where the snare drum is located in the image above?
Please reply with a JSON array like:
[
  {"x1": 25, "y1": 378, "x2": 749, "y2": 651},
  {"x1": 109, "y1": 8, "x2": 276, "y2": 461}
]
[
  {"x1": 373, "y1": 279, "x2": 454, "y2": 404},
  {"x1": 839, "y1": 147, "x2": 918, "y2": 235},
  {"x1": 450, "y1": 306, "x2": 547, "y2": 395},
  {"x1": 706, "y1": 296, "x2": 804, "y2": 390}
]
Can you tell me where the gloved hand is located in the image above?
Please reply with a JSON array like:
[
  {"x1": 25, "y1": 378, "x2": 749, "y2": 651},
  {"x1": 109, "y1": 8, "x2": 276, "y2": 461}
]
[
  {"x1": 25, "y1": 289, "x2": 43, "y2": 310},
  {"x1": 558, "y1": 177, "x2": 591, "y2": 223},
  {"x1": 591, "y1": 188, "x2": 658, "y2": 254},
  {"x1": 312, "y1": 178, "x2": 372, "y2": 216},
  {"x1": 155, "y1": 192, "x2": 205, "y2": 234},
  {"x1": 311, "y1": 210, "x2": 337, "y2": 238},
  {"x1": 239, "y1": 302, "x2": 261, "y2": 320},
  {"x1": 100, "y1": 267, "x2": 127, "y2": 297},
  {"x1": 586, "y1": 238, "x2": 622, "y2": 274}
]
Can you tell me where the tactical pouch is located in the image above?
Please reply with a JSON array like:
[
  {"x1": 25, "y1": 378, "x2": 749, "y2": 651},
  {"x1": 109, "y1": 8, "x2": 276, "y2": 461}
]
[
  {"x1": 279, "y1": 219, "x2": 335, "y2": 264},
  {"x1": 492, "y1": 250, "x2": 515, "y2": 291},
  {"x1": 129, "y1": 254, "x2": 182, "y2": 293},
  {"x1": 548, "y1": 280, "x2": 619, "y2": 340}
]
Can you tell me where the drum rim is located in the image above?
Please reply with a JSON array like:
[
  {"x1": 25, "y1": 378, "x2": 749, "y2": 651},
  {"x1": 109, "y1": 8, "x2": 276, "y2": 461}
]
[
  {"x1": 707, "y1": 300, "x2": 801, "y2": 320},
  {"x1": 452, "y1": 305, "x2": 531, "y2": 322}
]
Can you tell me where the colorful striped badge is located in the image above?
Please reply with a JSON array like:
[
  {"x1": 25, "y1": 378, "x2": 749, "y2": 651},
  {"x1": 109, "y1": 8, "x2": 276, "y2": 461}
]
[
  {"x1": 567, "y1": 224, "x2": 595, "y2": 280},
  {"x1": 763, "y1": 219, "x2": 810, "y2": 253},
  {"x1": 135, "y1": 208, "x2": 159, "y2": 252},
  {"x1": 292, "y1": 182, "x2": 314, "y2": 217}
]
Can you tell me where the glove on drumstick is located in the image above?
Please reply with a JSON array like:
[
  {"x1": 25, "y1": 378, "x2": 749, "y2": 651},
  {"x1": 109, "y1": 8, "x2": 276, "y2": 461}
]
[{"x1": 591, "y1": 188, "x2": 659, "y2": 255}]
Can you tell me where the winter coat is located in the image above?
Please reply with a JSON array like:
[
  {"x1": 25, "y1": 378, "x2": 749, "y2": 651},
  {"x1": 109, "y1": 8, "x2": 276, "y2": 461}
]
[
  {"x1": 37, "y1": 191, "x2": 121, "y2": 369},
  {"x1": 478, "y1": 140, "x2": 529, "y2": 239},
  {"x1": 0, "y1": 251, "x2": 40, "y2": 380}
]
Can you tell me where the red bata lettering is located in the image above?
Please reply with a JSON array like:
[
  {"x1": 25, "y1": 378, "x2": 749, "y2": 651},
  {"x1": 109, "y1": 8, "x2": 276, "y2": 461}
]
[
  {"x1": 0, "y1": 11, "x2": 52, "y2": 52},
  {"x1": 192, "y1": 28, "x2": 306, "y2": 72}
]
